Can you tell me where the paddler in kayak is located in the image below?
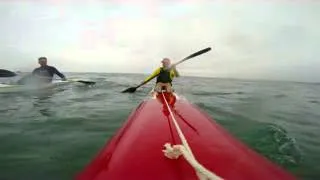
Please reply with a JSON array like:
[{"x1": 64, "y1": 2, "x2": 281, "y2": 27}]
[
  {"x1": 122, "y1": 47, "x2": 211, "y2": 93},
  {"x1": 17, "y1": 57, "x2": 67, "y2": 84},
  {"x1": 144, "y1": 58, "x2": 180, "y2": 93},
  {"x1": 32, "y1": 57, "x2": 67, "y2": 83}
]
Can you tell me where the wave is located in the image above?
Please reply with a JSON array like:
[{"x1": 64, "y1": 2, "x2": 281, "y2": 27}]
[
  {"x1": 309, "y1": 100, "x2": 319, "y2": 104},
  {"x1": 194, "y1": 102, "x2": 302, "y2": 167},
  {"x1": 192, "y1": 91, "x2": 245, "y2": 96}
]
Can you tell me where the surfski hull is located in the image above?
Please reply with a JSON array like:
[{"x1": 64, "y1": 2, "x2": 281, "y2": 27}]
[{"x1": 76, "y1": 92, "x2": 296, "y2": 180}]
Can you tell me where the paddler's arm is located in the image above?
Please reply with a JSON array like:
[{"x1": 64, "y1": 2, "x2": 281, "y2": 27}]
[
  {"x1": 143, "y1": 68, "x2": 161, "y2": 83},
  {"x1": 172, "y1": 65, "x2": 180, "y2": 77},
  {"x1": 53, "y1": 67, "x2": 67, "y2": 81}
]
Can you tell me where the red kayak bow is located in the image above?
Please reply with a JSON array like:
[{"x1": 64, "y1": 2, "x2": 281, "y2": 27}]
[{"x1": 76, "y1": 92, "x2": 296, "y2": 180}]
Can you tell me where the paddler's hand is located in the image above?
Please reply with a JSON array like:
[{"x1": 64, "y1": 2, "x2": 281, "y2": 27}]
[{"x1": 171, "y1": 64, "x2": 180, "y2": 77}]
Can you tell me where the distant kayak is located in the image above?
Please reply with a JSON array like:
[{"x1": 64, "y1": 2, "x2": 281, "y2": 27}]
[
  {"x1": 0, "y1": 80, "x2": 72, "y2": 93},
  {"x1": 76, "y1": 91, "x2": 296, "y2": 180},
  {"x1": 0, "y1": 69, "x2": 17, "y2": 77}
]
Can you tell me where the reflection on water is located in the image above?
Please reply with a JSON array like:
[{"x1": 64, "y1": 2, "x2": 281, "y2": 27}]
[{"x1": 31, "y1": 88, "x2": 68, "y2": 117}]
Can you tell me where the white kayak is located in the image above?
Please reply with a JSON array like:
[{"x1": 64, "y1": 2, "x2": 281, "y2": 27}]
[{"x1": 0, "y1": 80, "x2": 72, "y2": 93}]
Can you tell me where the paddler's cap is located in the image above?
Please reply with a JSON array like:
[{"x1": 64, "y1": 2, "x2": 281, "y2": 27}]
[
  {"x1": 161, "y1": 58, "x2": 171, "y2": 64},
  {"x1": 38, "y1": 57, "x2": 47, "y2": 61}
]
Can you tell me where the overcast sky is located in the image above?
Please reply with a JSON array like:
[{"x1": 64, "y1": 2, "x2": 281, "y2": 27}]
[{"x1": 0, "y1": 0, "x2": 319, "y2": 82}]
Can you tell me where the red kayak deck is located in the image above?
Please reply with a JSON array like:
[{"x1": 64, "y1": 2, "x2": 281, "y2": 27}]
[{"x1": 76, "y1": 93, "x2": 295, "y2": 180}]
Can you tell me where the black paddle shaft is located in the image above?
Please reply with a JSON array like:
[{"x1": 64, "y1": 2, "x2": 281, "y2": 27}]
[{"x1": 174, "y1": 47, "x2": 212, "y2": 66}]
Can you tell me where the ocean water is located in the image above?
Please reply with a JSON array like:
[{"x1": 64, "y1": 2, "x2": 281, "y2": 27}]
[{"x1": 0, "y1": 73, "x2": 319, "y2": 180}]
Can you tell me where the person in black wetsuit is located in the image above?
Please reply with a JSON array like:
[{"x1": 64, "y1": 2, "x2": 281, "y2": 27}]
[
  {"x1": 17, "y1": 57, "x2": 67, "y2": 84},
  {"x1": 32, "y1": 57, "x2": 66, "y2": 83}
]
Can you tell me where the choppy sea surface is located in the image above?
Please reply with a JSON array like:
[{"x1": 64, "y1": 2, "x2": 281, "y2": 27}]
[{"x1": 0, "y1": 73, "x2": 319, "y2": 180}]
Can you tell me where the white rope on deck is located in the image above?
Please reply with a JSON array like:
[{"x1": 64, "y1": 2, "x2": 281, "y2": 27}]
[{"x1": 161, "y1": 92, "x2": 223, "y2": 180}]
